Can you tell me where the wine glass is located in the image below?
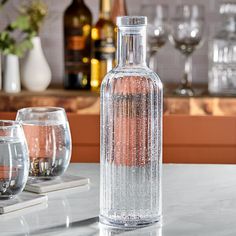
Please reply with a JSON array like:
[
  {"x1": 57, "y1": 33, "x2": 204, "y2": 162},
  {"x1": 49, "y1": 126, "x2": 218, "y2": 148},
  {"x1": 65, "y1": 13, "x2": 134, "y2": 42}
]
[
  {"x1": 140, "y1": 4, "x2": 169, "y2": 70},
  {"x1": 0, "y1": 120, "x2": 29, "y2": 199},
  {"x1": 169, "y1": 4, "x2": 204, "y2": 96},
  {"x1": 16, "y1": 107, "x2": 72, "y2": 181}
]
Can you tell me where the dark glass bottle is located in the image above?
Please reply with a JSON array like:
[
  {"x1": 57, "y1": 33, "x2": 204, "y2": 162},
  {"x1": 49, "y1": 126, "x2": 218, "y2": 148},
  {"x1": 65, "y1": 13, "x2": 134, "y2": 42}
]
[{"x1": 64, "y1": 0, "x2": 92, "y2": 90}]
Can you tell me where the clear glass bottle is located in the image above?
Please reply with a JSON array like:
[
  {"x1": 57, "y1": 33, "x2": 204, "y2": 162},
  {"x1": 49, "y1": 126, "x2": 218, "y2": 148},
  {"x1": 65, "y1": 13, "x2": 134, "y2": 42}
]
[
  {"x1": 100, "y1": 16, "x2": 163, "y2": 228},
  {"x1": 208, "y1": 3, "x2": 236, "y2": 94}
]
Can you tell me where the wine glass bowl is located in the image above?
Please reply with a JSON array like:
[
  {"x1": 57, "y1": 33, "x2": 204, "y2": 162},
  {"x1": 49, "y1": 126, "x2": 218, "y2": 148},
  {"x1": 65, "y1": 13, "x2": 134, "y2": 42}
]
[
  {"x1": 140, "y1": 4, "x2": 169, "y2": 70},
  {"x1": 0, "y1": 120, "x2": 29, "y2": 200},
  {"x1": 169, "y1": 20, "x2": 204, "y2": 55},
  {"x1": 169, "y1": 4, "x2": 204, "y2": 96},
  {"x1": 16, "y1": 107, "x2": 72, "y2": 181}
]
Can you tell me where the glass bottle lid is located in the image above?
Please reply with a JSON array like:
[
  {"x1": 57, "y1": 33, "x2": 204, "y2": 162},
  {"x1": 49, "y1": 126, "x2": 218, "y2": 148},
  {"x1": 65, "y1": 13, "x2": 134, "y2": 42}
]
[{"x1": 117, "y1": 16, "x2": 147, "y2": 27}]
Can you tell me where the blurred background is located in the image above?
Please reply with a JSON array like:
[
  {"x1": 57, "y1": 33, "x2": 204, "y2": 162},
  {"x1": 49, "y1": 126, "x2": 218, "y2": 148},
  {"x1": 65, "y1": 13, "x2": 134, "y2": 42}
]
[{"x1": 0, "y1": 0, "x2": 224, "y2": 86}]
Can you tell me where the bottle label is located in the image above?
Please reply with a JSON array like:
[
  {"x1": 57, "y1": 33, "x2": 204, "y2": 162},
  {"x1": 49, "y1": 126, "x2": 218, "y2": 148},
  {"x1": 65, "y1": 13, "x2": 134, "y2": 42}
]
[
  {"x1": 93, "y1": 39, "x2": 116, "y2": 60},
  {"x1": 65, "y1": 27, "x2": 91, "y2": 52},
  {"x1": 67, "y1": 36, "x2": 86, "y2": 50}
]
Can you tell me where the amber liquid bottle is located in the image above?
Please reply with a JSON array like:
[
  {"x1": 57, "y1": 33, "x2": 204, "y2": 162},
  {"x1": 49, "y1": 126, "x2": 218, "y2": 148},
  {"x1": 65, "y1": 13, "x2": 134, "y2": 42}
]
[
  {"x1": 111, "y1": 0, "x2": 128, "y2": 52},
  {"x1": 64, "y1": 0, "x2": 92, "y2": 90},
  {"x1": 90, "y1": 0, "x2": 116, "y2": 91}
]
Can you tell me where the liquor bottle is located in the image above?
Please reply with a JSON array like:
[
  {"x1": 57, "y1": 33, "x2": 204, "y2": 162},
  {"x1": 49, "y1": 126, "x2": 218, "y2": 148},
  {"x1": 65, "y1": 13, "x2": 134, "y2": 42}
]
[
  {"x1": 90, "y1": 0, "x2": 116, "y2": 91},
  {"x1": 208, "y1": 2, "x2": 236, "y2": 94},
  {"x1": 111, "y1": 0, "x2": 128, "y2": 24},
  {"x1": 111, "y1": 0, "x2": 128, "y2": 45},
  {"x1": 64, "y1": 0, "x2": 92, "y2": 90},
  {"x1": 100, "y1": 16, "x2": 163, "y2": 228}
]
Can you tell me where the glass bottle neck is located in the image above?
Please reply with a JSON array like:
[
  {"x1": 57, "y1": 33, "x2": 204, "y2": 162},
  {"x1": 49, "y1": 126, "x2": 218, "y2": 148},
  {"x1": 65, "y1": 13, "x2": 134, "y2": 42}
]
[
  {"x1": 117, "y1": 27, "x2": 147, "y2": 67},
  {"x1": 99, "y1": 0, "x2": 111, "y2": 19}
]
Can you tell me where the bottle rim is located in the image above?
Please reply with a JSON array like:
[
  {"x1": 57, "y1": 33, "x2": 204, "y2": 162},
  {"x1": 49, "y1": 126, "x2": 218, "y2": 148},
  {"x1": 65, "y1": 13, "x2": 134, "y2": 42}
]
[
  {"x1": 17, "y1": 107, "x2": 65, "y2": 115},
  {"x1": 0, "y1": 120, "x2": 21, "y2": 129}
]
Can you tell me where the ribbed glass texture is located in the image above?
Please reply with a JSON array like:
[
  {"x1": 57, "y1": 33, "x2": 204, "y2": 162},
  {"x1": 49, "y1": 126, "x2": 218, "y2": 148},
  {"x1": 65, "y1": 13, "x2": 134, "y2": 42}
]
[{"x1": 100, "y1": 16, "x2": 163, "y2": 228}]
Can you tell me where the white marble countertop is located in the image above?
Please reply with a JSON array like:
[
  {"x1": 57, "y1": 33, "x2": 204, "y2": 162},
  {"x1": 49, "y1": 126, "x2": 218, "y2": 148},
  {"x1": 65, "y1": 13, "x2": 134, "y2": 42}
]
[{"x1": 1, "y1": 163, "x2": 236, "y2": 236}]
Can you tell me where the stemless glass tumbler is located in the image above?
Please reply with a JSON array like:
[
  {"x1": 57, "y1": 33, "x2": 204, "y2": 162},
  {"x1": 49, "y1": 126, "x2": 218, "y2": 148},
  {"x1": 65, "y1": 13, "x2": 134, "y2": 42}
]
[
  {"x1": 100, "y1": 16, "x2": 163, "y2": 228},
  {"x1": 0, "y1": 121, "x2": 29, "y2": 199},
  {"x1": 16, "y1": 107, "x2": 72, "y2": 180}
]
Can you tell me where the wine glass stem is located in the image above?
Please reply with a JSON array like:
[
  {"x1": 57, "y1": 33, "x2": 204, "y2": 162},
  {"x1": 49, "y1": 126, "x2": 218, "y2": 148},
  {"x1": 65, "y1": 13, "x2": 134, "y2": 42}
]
[{"x1": 182, "y1": 55, "x2": 192, "y2": 89}]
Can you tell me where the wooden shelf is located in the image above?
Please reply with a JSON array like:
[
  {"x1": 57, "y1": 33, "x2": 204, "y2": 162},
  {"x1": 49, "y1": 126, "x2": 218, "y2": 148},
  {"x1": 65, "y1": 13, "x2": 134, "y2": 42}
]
[
  {"x1": 0, "y1": 88, "x2": 236, "y2": 164},
  {"x1": 1, "y1": 88, "x2": 236, "y2": 116}
]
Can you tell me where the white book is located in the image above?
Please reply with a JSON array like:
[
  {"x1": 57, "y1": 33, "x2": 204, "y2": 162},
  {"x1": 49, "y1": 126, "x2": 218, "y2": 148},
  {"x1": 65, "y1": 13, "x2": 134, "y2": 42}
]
[
  {"x1": 0, "y1": 192, "x2": 47, "y2": 214},
  {"x1": 25, "y1": 175, "x2": 90, "y2": 194}
]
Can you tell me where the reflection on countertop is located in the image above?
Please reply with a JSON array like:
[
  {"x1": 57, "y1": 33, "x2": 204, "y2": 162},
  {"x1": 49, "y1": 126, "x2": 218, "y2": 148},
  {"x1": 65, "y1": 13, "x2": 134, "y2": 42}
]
[{"x1": 3, "y1": 163, "x2": 236, "y2": 235}]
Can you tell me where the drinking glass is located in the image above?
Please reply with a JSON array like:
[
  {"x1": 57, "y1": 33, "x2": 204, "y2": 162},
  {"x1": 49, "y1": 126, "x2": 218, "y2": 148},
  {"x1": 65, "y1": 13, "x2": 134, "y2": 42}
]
[
  {"x1": 16, "y1": 107, "x2": 72, "y2": 181},
  {"x1": 0, "y1": 120, "x2": 29, "y2": 199},
  {"x1": 140, "y1": 4, "x2": 169, "y2": 70},
  {"x1": 169, "y1": 4, "x2": 204, "y2": 96}
]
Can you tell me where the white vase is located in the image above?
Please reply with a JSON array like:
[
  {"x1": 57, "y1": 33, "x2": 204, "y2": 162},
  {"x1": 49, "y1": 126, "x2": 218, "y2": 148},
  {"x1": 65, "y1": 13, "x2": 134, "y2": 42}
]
[
  {"x1": 4, "y1": 54, "x2": 21, "y2": 93},
  {"x1": 21, "y1": 36, "x2": 52, "y2": 92}
]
